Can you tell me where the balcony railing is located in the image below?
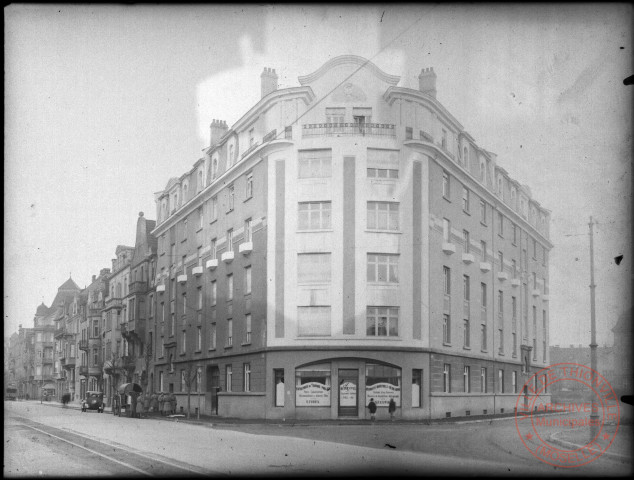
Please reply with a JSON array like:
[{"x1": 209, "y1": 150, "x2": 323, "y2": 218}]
[
  {"x1": 129, "y1": 281, "x2": 148, "y2": 295},
  {"x1": 241, "y1": 141, "x2": 260, "y2": 159},
  {"x1": 302, "y1": 123, "x2": 396, "y2": 138},
  {"x1": 104, "y1": 297, "x2": 123, "y2": 310},
  {"x1": 262, "y1": 128, "x2": 277, "y2": 143},
  {"x1": 78, "y1": 339, "x2": 89, "y2": 351}
]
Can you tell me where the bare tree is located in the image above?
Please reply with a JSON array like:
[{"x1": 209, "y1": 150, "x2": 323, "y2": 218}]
[{"x1": 181, "y1": 363, "x2": 200, "y2": 419}]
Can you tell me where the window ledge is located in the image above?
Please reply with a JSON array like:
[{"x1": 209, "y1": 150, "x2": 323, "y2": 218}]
[
  {"x1": 480, "y1": 221, "x2": 487, "y2": 227},
  {"x1": 463, "y1": 209, "x2": 471, "y2": 216},
  {"x1": 196, "y1": 227, "x2": 203, "y2": 233},
  {"x1": 481, "y1": 349, "x2": 488, "y2": 353},
  {"x1": 226, "y1": 209, "x2": 234, "y2": 214},
  {"x1": 179, "y1": 352, "x2": 186, "y2": 356},
  {"x1": 208, "y1": 348, "x2": 216, "y2": 352},
  {"x1": 243, "y1": 196, "x2": 253, "y2": 203},
  {"x1": 367, "y1": 283, "x2": 399, "y2": 288},
  {"x1": 365, "y1": 229, "x2": 402, "y2": 235},
  {"x1": 241, "y1": 342, "x2": 251, "y2": 346},
  {"x1": 210, "y1": 218, "x2": 218, "y2": 225},
  {"x1": 194, "y1": 350, "x2": 202, "y2": 354},
  {"x1": 443, "y1": 196, "x2": 451, "y2": 203},
  {"x1": 297, "y1": 229, "x2": 334, "y2": 233},
  {"x1": 224, "y1": 345, "x2": 233, "y2": 349},
  {"x1": 463, "y1": 346, "x2": 471, "y2": 350},
  {"x1": 181, "y1": 238, "x2": 187, "y2": 243},
  {"x1": 443, "y1": 342, "x2": 452, "y2": 347}
]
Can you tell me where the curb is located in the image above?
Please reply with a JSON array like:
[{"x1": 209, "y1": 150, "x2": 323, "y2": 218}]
[{"x1": 548, "y1": 431, "x2": 632, "y2": 463}]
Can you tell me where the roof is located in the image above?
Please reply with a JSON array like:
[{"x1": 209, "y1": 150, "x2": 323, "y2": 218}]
[
  {"x1": 36, "y1": 303, "x2": 49, "y2": 316},
  {"x1": 58, "y1": 277, "x2": 80, "y2": 291}
]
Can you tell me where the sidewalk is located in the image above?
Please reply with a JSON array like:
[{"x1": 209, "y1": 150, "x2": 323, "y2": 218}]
[
  {"x1": 25, "y1": 398, "x2": 562, "y2": 427},
  {"x1": 549, "y1": 425, "x2": 632, "y2": 462}
]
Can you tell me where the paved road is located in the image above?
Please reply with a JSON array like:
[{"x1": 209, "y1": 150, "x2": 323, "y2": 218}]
[{"x1": 4, "y1": 401, "x2": 632, "y2": 477}]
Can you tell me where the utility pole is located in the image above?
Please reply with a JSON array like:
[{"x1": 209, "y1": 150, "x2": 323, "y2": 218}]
[{"x1": 588, "y1": 216, "x2": 599, "y2": 438}]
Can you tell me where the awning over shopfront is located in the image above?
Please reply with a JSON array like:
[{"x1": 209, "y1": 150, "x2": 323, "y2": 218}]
[
  {"x1": 117, "y1": 383, "x2": 142, "y2": 395},
  {"x1": 42, "y1": 383, "x2": 55, "y2": 390}
]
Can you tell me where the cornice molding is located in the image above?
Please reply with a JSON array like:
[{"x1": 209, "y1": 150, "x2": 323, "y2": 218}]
[{"x1": 298, "y1": 55, "x2": 400, "y2": 86}]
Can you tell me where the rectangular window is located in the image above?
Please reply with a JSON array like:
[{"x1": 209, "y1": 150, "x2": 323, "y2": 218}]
[
  {"x1": 274, "y1": 369, "x2": 285, "y2": 407},
  {"x1": 245, "y1": 266, "x2": 252, "y2": 295},
  {"x1": 442, "y1": 171, "x2": 450, "y2": 199},
  {"x1": 443, "y1": 364, "x2": 451, "y2": 393},
  {"x1": 412, "y1": 369, "x2": 422, "y2": 408},
  {"x1": 198, "y1": 207, "x2": 204, "y2": 230},
  {"x1": 226, "y1": 229, "x2": 233, "y2": 252},
  {"x1": 244, "y1": 363, "x2": 251, "y2": 392},
  {"x1": 464, "y1": 366, "x2": 471, "y2": 393},
  {"x1": 367, "y1": 167, "x2": 398, "y2": 178},
  {"x1": 197, "y1": 287, "x2": 203, "y2": 310},
  {"x1": 481, "y1": 324, "x2": 487, "y2": 350},
  {"x1": 442, "y1": 218, "x2": 451, "y2": 242},
  {"x1": 297, "y1": 253, "x2": 331, "y2": 284},
  {"x1": 463, "y1": 230, "x2": 470, "y2": 253},
  {"x1": 405, "y1": 126, "x2": 413, "y2": 139},
  {"x1": 441, "y1": 129, "x2": 447, "y2": 148},
  {"x1": 210, "y1": 281, "x2": 217, "y2": 306},
  {"x1": 298, "y1": 202, "x2": 332, "y2": 230},
  {"x1": 463, "y1": 275, "x2": 470, "y2": 301},
  {"x1": 226, "y1": 365, "x2": 232, "y2": 392},
  {"x1": 481, "y1": 241, "x2": 487, "y2": 262},
  {"x1": 543, "y1": 340, "x2": 547, "y2": 362},
  {"x1": 245, "y1": 314, "x2": 252, "y2": 343},
  {"x1": 170, "y1": 244, "x2": 176, "y2": 269},
  {"x1": 367, "y1": 201, "x2": 399, "y2": 231},
  {"x1": 533, "y1": 239, "x2": 537, "y2": 259},
  {"x1": 325, "y1": 107, "x2": 345, "y2": 126},
  {"x1": 181, "y1": 370, "x2": 186, "y2": 392},
  {"x1": 443, "y1": 314, "x2": 451, "y2": 344},
  {"x1": 227, "y1": 185, "x2": 235, "y2": 211},
  {"x1": 210, "y1": 323, "x2": 216, "y2": 349},
  {"x1": 533, "y1": 338, "x2": 537, "y2": 360},
  {"x1": 512, "y1": 224, "x2": 517, "y2": 245},
  {"x1": 498, "y1": 252, "x2": 504, "y2": 273},
  {"x1": 498, "y1": 369, "x2": 504, "y2": 393},
  {"x1": 197, "y1": 326, "x2": 202, "y2": 351},
  {"x1": 481, "y1": 367, "x2": 487, "y2": 393},
  {"x1": 481, "y1": 282, "x2": 487, "y2": 308},
  {"x1": 245, "y1": 173, "x2": 253, "y2": 200},
  {"x1": 248, "y1": 128, "x2": 254, "y2": 147},
  {"x1": 367, "y1": 254, "x2": 399, "y2": 283},
  {"x1": 533, "y1": 306, "x2": 537, "y2": 333},
  {"x1": 443, "y1": 266, "x2": 451, "y2": 295},
  {"x1": 462, "y1": 187, "x2": 470, "y2": 212},
  {"x1": 244, "y1": 218, "x2": 252, "y2": 243},
  {"x1": 298, "y1": 150, "x2": 332, "y2": 178},
  {"x1": 512, "y1": 332, "x2": 517, "y2": 356},
  {"x1": 498, "y1": 328, "x2": 504, "y2": 354},
  {"x1": 463, "y1": 319, "x2": 470, "y2": 348},
  {"x1": 211, "y1": 196, "x2": 218, "y2": 221},
  {"x1": 480, "y1": 200, "x2": 487, "y2": 224},
  {"x1": 512, "y1": 371, "x2": 517, "y2": 394},
  {"x1": 181, "y1": 329, "x2": 186, "y2": 353},
  {"x1": 227, "y1": 274, "x2": 233, "y2": 301},
  {"x1": 182, "y1": 292, "x2": 187, "y2": 315},
  {"x1": 366, "y1": 307, "x2": 399, "y2": 337},
  {"x1": 498, "y1": 212, "x2": 504, "y2": 237},
  {"x1": 512, "y1": 296, "x2": 517, "y2": 322},
  {"x1": 298, "y1": 306, "x2": 331, "y2": 336},
  {"x1": 227, "y1": 319, "x2": 233, "y2": 346},
  {"x1": 211, "y1": 238, "x2": 217, "y2": 259},
  {"x1": 498, "y1": 290, "x2": 504, "y2": 315},
  {"x1": 512, "y1": 259, "x2": 517, "y2": 278}
]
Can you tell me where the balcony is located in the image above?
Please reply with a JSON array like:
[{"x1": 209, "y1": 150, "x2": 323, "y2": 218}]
[
  {"x1": 238, "y1": 242, "x2": 253, "y2": 255},
  {"x1": 497, "y1": 272, "x2": 509, "y2": 281},
  {"x1": 419, "y1": 130, "x2": 434, "y2": 142},
  {"x1": 79, "y1": 365, "x2": 89, "y2": 377},
  {"x1": 462, "y1": 253, "x2": 475, "y2": 264},
  {"x1": 192, "y1": 266, "x2": 204, "y2": 277},
  {"x1": 479, "y1": 262, "x2": 492, "y2": 273},
  {"x1": 156, "y1": 284, "x2": 166, "y2": 293},
  {"x1": 177, "y1": 274, "x2": 187, "y2": 284},
  {"x1": 221, "y1": 251, "x2": 234, "y2": 263},
  {"x1": 78, "y1": 339, "x2": 89, "y2": 351},
  {"x1": 532, "y1": 289, "x2": 541, "y2": 298},
  {"x1": 104, "y1": 297, "x2": 123, "y2": 311},
  {"x1": 129, "y1": 281, "x2": 148, "y2": 295},
  {"x1": 511, "y1": 278, "x2": 521, "y2": 287},
  {"x1": 442, "y1": 242, "x2": 456, "y2": 255},
  {"x1": 206, "y1": 259, "x2": 218, "y2": 270},
  {"x1": 54, "y1": 327, "x2": 66, "y2": 338},
  {"x1": 61, "y1": 357, "x2": 76, "y2": 369},
  {"x1": 302, "y1": 123, "x2": 396, "y2": 138},
  {"x1": 88, "y1": 301, "x2": 104, "y2": 317}
]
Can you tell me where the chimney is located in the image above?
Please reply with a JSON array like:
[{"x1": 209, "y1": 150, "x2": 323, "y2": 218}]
[
  {"x1": 100, "y1": 268, "x2": 111, "y2": 277},
  {"x1": 209, "y1": 119, "x2": 228, "y2": 147},
  {"x1": 418, "y1": 67, "x2": 437, "y2": 98},
  {"x1": 92, "y1": 275, "x2": 96, "y2": 282},
  {"x1": 261, "y1": 67, "x2": 278, "y2": 98}
]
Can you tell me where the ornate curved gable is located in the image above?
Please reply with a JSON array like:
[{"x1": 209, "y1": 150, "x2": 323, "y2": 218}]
[{"x1": 297, "y1": 55, "x2": 400, "y2": 87}]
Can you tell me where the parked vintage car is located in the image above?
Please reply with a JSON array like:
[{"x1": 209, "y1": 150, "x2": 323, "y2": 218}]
[{"x1": 81, "y1": 391, "x2": 104, "y2": 413}]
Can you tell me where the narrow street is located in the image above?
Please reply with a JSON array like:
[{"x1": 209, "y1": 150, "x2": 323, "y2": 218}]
[{"x1": 4, "y1": 401, "x2": 632, "y2": 477}]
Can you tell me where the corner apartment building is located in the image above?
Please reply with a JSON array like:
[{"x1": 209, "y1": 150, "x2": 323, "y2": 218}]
[{"x1": 149, "y1": 55, "x2": 552, "y2": 420}]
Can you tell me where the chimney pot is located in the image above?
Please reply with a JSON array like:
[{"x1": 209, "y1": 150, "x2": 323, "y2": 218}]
[
  {"x1": 261, "y1": 66, "x2": 279, "y2": 98},
  {"x1": 209, "y1": 118, "x2": 228, "y2": 146},
  {"x1": 418, "y1": 66, "x2": 437, "y2": 98}
]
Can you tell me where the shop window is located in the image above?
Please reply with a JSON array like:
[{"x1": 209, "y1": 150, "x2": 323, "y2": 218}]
[
  {"x1": 412, "y1": 369, "x2": 422, "y2": 408},
  {"x1": 295, "y1": 365, "x2": 331, "y2": 406},
  {"x1": 274, "y1": 369, "x2": 285, "y2": 407},
  {"x1": 365, "y1": 363, "x2": 401, "y2": 407}
]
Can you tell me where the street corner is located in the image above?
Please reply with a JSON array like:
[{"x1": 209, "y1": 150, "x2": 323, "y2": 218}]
[{"x1": 514, "y1": 363, "x2": 621, "y2": 468}]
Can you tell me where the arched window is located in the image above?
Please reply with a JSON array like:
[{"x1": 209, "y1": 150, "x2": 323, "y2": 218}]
[
  {"x1": 480, "y1": 161, "x2": 485, "y2": 182},
  {"x1": 116, "y1": 283, "x2": 122, "y2": 298},
  {"x1": 212, "y1": 157, "x2": 218, "y2": 179}
]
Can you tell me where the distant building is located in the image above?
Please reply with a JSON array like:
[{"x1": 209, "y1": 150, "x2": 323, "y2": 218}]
[
  {"x1": 549, "y1": 344, "x2": 615, "y2": 400},
  {"x1": 148, "y1": 55, "x2": 552, "y2": 420},
  {"x1": 611, "y1": 308, "x2": 632, "y2": 394}
]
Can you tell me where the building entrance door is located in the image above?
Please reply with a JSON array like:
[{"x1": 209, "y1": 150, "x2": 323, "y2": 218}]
[
  {"x1": 338, "y1": 369, "x2": 358, "y2": 417},
  {"x1": 210, "y1": 366, "x2": 220, "y2": 414}
]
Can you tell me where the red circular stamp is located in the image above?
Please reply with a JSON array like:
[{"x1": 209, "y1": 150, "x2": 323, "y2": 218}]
[{"x1": 515, "y1": 362, "x2": 620, "y2": 468}]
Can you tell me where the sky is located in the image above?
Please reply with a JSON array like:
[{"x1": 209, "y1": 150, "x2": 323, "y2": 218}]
[{"x1": 4, "y1": 4, "x2": 632, "y2": 348}]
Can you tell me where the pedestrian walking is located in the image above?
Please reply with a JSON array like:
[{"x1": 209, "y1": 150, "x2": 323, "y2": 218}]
[
  {"x1": 162, "y1": 393, "x2": 171, "y2": 416},
  {"x1": 142, "y1": 393, "x2": 150, "y2": 415},
  {"x1": 158, "y1": 392, "x2": 165, "y2": 416},
  {"x1": 169, "y1": 393, "x2": 177, "y2": 415},
  {"x1": 388, "y1": 398, "x2": 396, "y2": 422},
  {"x1": 150, "y1": 393, "x2": 158, "y2": 413},
  {"x1": 368, "y1": 398, "x2": 377, "y2": 422},
  {"x1": 130, "y1": 394, "x2": 138, "y2": 418}
]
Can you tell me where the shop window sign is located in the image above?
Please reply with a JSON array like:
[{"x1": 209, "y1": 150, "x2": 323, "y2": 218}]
[
  {"x1": 365, "y1": 363, "x2": 401, "y2": 407},
  {"x1": 295, "y1": 367, "x2": 331, "y2": 406}
]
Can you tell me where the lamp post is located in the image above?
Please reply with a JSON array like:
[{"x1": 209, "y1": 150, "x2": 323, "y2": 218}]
[{"x1": 588, "y1": 217, "x2": 599, "y2": 439}]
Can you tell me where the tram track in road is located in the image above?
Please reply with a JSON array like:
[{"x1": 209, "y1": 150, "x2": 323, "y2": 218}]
[{"x1": 6, "y1": 413, "x2": 217, "y2": 477}]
